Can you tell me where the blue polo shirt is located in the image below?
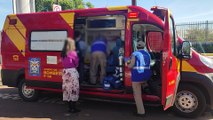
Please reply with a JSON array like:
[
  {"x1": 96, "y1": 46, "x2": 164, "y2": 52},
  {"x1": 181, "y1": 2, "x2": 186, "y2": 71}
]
[{"x1": 91, "y1": 38, "x2": 107, "y2": 54}]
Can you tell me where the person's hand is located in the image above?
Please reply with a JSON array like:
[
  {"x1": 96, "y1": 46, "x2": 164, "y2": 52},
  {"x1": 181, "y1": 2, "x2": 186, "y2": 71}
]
[
  {"x1": 127, "y1": 60, "x2": 131, "y2": 64},
  {"x1": 125, "y1": 62, "x2": 128, "y2": 67},
  {"x1": 125, "y1": 60, "x2": 131, "y2": 67}
]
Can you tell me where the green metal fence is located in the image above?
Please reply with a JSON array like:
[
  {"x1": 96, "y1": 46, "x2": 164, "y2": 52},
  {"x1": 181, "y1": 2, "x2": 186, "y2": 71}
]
[{"x1": 176, "y1": 21, "x2": 213, "y2": 42}]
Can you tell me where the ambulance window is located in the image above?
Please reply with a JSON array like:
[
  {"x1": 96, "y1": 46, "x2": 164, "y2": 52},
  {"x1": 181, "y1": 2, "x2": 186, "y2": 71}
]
[
  {"x1": 132, "y1": 24, "x2": 146, "y2": 51},
  {"x1": 147, "y1": 32, "x2": 163, "y2": 52},
  {"x1": 132, "y1": 24, "x2": 163, "y2": 52},
  {"x1": 169, "y1": 17, "x2": 177, "y2": 55},
  {"x1": 30, "y1": 31, "x2": 67, "y2": 51}
]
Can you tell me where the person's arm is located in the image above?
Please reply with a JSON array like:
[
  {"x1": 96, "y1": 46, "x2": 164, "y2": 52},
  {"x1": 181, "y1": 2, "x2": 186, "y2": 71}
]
[
  {"x1": 68, "y1": 51, "x2": 79, "y2": 67},
  {"x1": 73, "y1": 52, "x2": 79, "y2": 67},
  {"x1": 79, "y1": 41, "x2": 87, "y2": 52},
  {"x1": 126, "y1": 56, "x2": 136, "y2": 69}
]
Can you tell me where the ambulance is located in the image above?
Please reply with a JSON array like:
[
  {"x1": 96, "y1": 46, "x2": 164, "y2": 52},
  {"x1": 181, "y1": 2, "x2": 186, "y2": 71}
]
[{"x1": 1, "y1": 6, "x2": 213, "y2": 118}]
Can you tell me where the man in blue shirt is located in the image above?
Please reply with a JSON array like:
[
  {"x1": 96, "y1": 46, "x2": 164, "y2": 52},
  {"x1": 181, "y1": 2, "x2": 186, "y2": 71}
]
[
  {"x1": 90, "y1": 35, "x2": 107, "y2": 84},
  {"x1": 126, "y1": 40, "x2": 151, "y2": 117}
]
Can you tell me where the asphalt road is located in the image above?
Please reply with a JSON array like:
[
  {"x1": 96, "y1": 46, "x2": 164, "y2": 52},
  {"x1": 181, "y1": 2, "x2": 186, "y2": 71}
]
[{"x1": 0, "y1": 86, "x2": 212, "y2": 120}]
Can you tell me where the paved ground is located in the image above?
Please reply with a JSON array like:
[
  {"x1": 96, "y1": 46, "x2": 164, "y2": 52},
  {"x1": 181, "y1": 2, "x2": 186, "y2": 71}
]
[{"x1": 0, "y1": 86, "x2": 212, "y2": 120}]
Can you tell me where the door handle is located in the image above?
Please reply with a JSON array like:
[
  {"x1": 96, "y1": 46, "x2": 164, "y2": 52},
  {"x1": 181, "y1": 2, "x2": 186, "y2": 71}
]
[{"x1": 169, "y1": 57, "x2": 172, "y2": 70}]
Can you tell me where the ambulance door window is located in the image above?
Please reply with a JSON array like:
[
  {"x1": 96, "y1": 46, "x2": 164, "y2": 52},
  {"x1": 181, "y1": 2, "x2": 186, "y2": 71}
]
[
  {"x1": 132, "y1": 24, "x2": 146, "y2": 51},
  {"x1": 30, "y1": 31, "x2": 67, "y2": 51},
  {"x1": 169, "y1": 17, "x2": 177, "y2": 55}
]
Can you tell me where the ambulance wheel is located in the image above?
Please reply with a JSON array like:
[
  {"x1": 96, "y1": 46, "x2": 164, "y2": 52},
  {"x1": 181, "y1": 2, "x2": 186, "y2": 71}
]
[
  {"x1": 173, "y1": 84, "x2": 206, "y2": 118},
  {"x1": 18, "y1": 80, "x2": 39, "y2": 102}
]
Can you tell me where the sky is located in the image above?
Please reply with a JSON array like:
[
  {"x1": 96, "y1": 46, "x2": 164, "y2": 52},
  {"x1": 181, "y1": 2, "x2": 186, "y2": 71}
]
[{"x1": 1, "y1": 0, "x2": 213, "y2": 30}]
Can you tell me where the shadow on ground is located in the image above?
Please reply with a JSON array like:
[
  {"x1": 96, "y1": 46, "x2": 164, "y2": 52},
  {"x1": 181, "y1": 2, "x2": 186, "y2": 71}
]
[{"x1": 0, "y1": 87, "x2": 212, "y2": 120}]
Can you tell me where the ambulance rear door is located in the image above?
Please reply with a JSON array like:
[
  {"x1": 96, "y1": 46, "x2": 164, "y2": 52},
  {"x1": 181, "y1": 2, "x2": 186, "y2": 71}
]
[{"x1": 25, "y1": 12, "x2": 75, "y2": 90}]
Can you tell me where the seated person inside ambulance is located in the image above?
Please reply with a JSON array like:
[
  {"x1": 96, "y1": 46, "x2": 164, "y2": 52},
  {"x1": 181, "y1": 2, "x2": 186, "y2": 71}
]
[
  {"x1": 126, "y1": 40, "x2": 151, "y2": 116},
  {"x1": 90, "y1": 35, "x2": 107, "y2": 85},
  {"x1": 111, "y1": 37, "x2": 124, "y2": 66}
]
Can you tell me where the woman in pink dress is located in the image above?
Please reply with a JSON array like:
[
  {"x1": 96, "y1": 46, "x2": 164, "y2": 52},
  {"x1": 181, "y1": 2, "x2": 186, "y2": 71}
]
[{"x1": 61, "y1": 38, "x2": 80, "y2": 113}]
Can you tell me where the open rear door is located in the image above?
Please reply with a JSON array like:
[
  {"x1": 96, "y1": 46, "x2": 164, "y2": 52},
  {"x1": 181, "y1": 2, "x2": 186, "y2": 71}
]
[{"x1": 161, "y1": 9, "x2": 180, "y2": 110}]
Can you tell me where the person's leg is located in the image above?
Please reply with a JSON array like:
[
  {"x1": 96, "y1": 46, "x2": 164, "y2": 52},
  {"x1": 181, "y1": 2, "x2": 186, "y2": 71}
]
[
  {"x1": 132, "y1": 82, "x2": 145, "y2": 115},
  {"x1": 99, "y1": 52, "x2": 106, "y2": 84},
  {"x1": 68, "y1": 101, "x2": 73, "y2": 111},
  {"x1": 68, "y1": 101, "x2": 80, "y2": 113},
  {"x1": 90, "y1": 52, "x2": 98, "y2": 84},
  {"x1": 69, "y1": 69, "x2": 81, "y2": 113}
]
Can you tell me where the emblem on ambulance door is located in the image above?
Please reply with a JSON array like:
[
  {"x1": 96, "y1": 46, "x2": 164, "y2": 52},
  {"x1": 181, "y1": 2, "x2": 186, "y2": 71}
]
[{"x1": 29, "y1": 58, "x2": 41, "y2": 76}]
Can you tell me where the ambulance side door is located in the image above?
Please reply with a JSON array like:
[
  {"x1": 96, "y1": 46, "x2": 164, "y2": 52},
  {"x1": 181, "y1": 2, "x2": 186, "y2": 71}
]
[
  {"x1": 161, "y1": 10, "x2": 180, "y2": 110},
  {"x1": 25, "y1": 12, "x2": 75, "y2": 89},
  {"x1": 25, "y1": 30, "x2": 68, "y2": 85}
]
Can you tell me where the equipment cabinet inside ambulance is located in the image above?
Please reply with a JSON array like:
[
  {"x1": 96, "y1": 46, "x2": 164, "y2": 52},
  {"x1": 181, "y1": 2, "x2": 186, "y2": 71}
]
[{"x1": 1, "y1": 6, "x2": 213, "y2": 118}]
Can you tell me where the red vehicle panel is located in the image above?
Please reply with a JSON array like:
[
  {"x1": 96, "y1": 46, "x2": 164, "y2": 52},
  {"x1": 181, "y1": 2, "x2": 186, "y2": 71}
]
[{"x1": 1, "y1": 6, "x2": 213, "y2": 117}]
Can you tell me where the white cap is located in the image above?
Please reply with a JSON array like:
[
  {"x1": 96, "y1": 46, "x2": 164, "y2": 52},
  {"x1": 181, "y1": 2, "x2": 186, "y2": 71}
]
[{"x1": 137, "y1": 41, "x2": 145, "y2": 48}]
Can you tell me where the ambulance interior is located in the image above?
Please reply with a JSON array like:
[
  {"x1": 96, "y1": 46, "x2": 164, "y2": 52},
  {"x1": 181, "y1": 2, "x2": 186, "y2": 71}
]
[
  {"x1": 74, "y1": 15, "x2": 125, "y2": 88},
  {"x1": 74, "y1": 15, "x2": 163, "y2": 97}
]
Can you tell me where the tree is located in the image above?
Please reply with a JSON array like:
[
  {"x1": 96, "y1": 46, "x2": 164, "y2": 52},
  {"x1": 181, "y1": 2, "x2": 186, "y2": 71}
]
[
  {"x1": 35, "y1": 0, "x2": 94, "y2": 12},
  {"x1": 85, "y1": 2, "x2": 94, "y2": 8}
]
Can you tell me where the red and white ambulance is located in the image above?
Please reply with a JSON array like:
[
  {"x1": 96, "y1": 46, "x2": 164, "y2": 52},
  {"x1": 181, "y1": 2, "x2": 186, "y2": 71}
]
[{"x1": 1, "y1": 6, "x2": 213, "y2": 118}]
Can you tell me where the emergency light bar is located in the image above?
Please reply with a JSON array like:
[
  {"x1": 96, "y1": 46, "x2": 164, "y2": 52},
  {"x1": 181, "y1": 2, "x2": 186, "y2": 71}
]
[
  {"x1": 128, "y1": 12, "x2": 139, "y2": 19},
  {"x1": 151, "y1": 6, "x2": 168, "y2": 20}
]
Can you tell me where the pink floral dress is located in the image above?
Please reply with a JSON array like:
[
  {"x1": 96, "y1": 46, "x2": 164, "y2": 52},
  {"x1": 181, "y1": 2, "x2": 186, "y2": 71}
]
[
  {"x1": 62, "y1": 68, "x2": 79, "y2": 101},
  {"x1": 62, "y1": 51, "x2": 79, "y2": 102}
]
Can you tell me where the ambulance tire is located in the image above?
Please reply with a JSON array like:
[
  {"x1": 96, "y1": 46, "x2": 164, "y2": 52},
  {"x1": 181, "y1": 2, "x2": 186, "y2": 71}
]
[
  {"x1": 173, "y1": 84, "x2": 206, "y2": 118},
  {"x1": 18, "y1": 80, "x2": 39, "y2": 102}
]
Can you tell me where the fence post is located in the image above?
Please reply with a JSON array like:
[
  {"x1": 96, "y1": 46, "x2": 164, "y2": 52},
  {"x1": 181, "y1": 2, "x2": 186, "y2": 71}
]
[
  {"x1": 176, "y1": 20, "x2": 212, "y2": 42},
  {"x1": 205, "y1": 20, "x2": 208, "y2": 41}
]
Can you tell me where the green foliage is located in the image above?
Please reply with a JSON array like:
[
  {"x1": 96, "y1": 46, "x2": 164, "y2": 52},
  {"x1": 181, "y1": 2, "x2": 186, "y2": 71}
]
[
  {"x1": 185, "y1": 28, "x2": 213, "y2": 41},
  {"x1": 59, "y1": 0, "x2": 74, "y2": 10},
  {"x1": 86, "y1": 2, "x2": 94, "y2": 8},
  {"x1": 35, "y1": 0, "x2": 54, "y2": 11},
  {"x1": 35, "y1": 0, "x2": 94, "y2": 12},
  {"x1": 185, "y1": 28, "x2": 205, "y2": 41}
]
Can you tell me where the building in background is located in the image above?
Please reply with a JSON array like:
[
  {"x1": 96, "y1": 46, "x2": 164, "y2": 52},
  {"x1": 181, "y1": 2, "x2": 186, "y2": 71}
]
[{"x1": 12, "y1": 0, "x2": 35, "y2": 13}]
